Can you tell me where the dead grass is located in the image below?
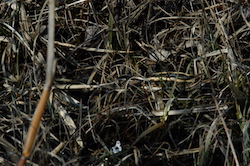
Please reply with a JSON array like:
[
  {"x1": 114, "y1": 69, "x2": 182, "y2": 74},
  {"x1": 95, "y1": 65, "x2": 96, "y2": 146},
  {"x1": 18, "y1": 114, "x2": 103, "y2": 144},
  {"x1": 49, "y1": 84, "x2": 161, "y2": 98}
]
[{"x1": 1, "y1": 0, "x2": 250, "y2": 165}]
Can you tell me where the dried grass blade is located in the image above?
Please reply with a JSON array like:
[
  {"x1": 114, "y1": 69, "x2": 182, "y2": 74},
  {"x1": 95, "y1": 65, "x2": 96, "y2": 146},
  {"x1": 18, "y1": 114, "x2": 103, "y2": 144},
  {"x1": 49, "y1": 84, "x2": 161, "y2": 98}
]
[
  {"x1": 53, "y1": 40, "x2": 138, "y2": 53},
  {"x1": 53, "y1": 99, "x2": 76, "y2": 135},
  {"x1": 1, "y1": 23, "x2": 34, "y2": 56},
  {"x1": 131, "y1": 122, "x2": 164, "y2": 146}
]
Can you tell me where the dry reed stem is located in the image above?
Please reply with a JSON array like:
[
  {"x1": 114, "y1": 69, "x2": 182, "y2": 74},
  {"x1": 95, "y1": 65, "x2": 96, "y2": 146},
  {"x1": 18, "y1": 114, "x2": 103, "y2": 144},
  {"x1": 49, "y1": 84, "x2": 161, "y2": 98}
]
[
  {"x1": 18, "y1": 0, "x2": 55, "y2": 165},
  {"x1": 18, "y1": 89, "x2": 50, "y2": 163}
]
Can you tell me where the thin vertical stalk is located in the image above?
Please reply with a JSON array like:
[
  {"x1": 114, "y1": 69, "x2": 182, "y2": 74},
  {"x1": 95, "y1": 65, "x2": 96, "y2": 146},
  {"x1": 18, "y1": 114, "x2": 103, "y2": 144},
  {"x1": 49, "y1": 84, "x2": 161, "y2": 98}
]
[{"x1": 18, "y1": 0, "x2": 55, "y2": 165}]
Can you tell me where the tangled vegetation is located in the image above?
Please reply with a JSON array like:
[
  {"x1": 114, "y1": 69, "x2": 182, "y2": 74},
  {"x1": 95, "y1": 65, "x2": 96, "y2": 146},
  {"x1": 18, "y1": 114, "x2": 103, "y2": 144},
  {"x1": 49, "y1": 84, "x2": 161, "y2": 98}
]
[{"x1": 1, "y1": 0, "x2": 250, "y2": 165}]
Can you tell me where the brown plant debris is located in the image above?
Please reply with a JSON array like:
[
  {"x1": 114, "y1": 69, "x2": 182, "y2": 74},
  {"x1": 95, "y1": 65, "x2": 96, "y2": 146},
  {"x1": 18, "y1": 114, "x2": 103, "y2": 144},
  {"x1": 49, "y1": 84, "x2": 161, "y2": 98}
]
[{"x1": 1, "y1": 0, "x2": 250, "y2": 165}]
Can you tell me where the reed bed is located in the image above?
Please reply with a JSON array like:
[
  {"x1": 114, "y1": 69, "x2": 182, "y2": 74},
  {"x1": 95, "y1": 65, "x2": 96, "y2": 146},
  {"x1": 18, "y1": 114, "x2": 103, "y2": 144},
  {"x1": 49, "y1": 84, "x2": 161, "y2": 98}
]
[{"x1": 1, "y1": 0, "x2": 250, "y2": 165}]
